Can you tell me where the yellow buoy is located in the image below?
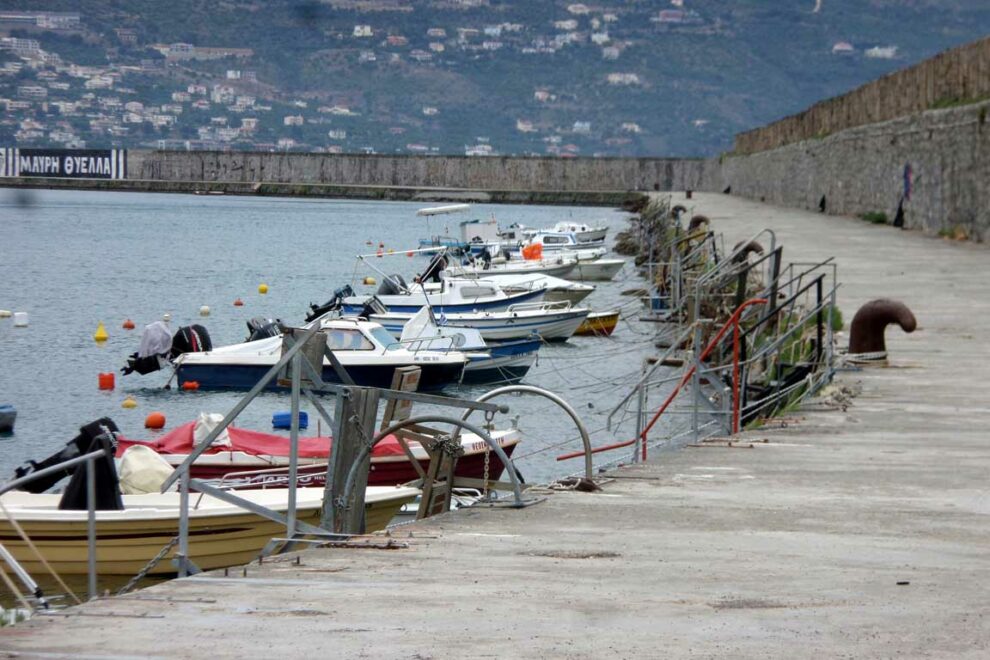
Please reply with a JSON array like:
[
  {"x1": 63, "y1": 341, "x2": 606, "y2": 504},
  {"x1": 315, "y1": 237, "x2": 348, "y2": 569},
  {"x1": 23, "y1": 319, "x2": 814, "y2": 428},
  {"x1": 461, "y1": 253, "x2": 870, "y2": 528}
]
[
  {"x1": 93, "y1": 321, "x2": 109, "y2": 343},
  {"x1": 258, "y1": 283, "x2": 269, "y2": 295},
  {"x1": 363, "y1": 276, "x2": 377, "y2": 286},
  {"x1": 121, "y1": 396, "x2": 138, "y2": 409}
]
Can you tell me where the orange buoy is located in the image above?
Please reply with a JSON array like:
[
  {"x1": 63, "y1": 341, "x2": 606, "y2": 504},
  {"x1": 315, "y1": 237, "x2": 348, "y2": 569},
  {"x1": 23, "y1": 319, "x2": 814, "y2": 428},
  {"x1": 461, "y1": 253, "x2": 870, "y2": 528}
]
[
  {"x1": 233, "y1": 298, "x2": 244, "y2": 307},
  {"x1": 122, "y1": 319, "x2": 135, "y2": 330},
  {"x1": 98, "y1": 372, "x2": 115, "y2": 390},
  {"x1": 144, "y1": 412, "x2": 166, "y2": 429},
  {"x1": 376, "y1": 248, "x2": 384, "y2": 258},
  {"x1": 181, "y1": 380, "x2": 200, "y2": 391},
  {"x1": 406, "y1": 250, "x2": 414, "y2": 257}
]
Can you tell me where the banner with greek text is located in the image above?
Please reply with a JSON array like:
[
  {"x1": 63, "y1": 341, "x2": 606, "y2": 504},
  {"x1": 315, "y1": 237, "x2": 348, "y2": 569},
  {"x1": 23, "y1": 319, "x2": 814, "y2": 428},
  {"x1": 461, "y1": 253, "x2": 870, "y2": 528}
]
[{"x1": 0, "y1": 148, "x2": 127, "y2": 179}]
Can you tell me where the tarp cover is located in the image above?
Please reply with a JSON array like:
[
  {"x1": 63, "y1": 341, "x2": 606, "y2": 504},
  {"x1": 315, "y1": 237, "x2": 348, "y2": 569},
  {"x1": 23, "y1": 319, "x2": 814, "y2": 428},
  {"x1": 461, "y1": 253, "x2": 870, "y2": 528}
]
[
  {"x1": 115, "y1": 422, "x2": 412, "y2": 458},
  {"x1": 138, "y1": 321, "x2": 172, "y2": 358}
]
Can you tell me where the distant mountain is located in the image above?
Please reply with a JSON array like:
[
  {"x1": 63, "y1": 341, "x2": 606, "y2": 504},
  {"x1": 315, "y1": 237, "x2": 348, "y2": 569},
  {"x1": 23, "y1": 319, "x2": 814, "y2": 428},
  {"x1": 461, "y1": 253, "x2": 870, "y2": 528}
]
[{"x1": 1, "y1": 1, "x2": 988, "y2": 157}]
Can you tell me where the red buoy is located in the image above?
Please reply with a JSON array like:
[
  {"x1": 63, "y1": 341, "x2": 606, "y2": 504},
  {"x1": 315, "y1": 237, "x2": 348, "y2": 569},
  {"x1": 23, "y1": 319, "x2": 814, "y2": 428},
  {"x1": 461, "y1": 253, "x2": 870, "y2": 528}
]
[
  {"x1": 144, "y1": 412, "x2": 166, "y2": 429},
  {"x1": 181, "y1": 380, "x2": 200, "y2": 391},
  {"x1": 98, "y1": 372, "x2": 115, "y2": 390},
  {"x1": 233, "y1": 298, "x2": 244, "y2": 307},
  {"x1": 122, "y1": 319, "x2": 135, "y2": 330}
]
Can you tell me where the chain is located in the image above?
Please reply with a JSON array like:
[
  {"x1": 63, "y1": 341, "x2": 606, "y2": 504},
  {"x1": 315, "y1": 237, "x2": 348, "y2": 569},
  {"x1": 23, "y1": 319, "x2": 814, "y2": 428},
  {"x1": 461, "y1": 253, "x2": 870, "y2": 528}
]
[
  {"x1": 482, "y1": 446, "x2": 491, "y2": 498},
  {"x1": 117, "y1": 535, "x2": 180, "y2": 596}
]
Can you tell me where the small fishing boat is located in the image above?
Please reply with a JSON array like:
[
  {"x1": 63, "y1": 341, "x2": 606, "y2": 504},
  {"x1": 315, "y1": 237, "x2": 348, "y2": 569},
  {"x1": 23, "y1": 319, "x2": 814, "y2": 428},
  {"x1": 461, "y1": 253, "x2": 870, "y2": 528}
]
[
  {"x1": 574, "y1": 310, "x2": 621, "y2": 336},
  {"x1": 398, "y1": 307, "x2": 540, "y2": 384},
  {"x1": 444, "y1": 273, "x2": 595, "y2": 307},
  {"x1": 174, "y1": 318, "x2": 466, "y2": 392},
  {"x1": 445, "y1": 254, "x2": 578, "y2": 279},
  {"x1": 0, "y1": 404, "x2": 15, "y2": 434},
  {"x1": 568, "y1": 257, "x2": 626, "y2": 282},
  {"x1": 0, "y1": 486, "x2": 418, "y2": 575},
  {"x1": 114, "y1": 420, "x2": 521, "y2": 488},
  {"x1": 342, "y1": 277, "x2": 546, "y2": 315},
  {"x1": 517, "y1": 230, "x2": 607, "y2": 252},
  {"x1": 373, "y1": 302, "x2": 589, "y2": 343},
  {"x1": 548, "y1": 221, "x2": 608, "y2": 244}
]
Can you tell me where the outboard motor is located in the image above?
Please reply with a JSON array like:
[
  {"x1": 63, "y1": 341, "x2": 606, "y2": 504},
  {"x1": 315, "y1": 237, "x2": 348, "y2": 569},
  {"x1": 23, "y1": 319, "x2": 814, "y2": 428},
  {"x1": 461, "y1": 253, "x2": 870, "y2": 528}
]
[
  {"x1": 170, "y1": 324, "x2": 212, "y2": 359},
  {"x1": 246, "y1": 317, "x2": 281, "y2": 342},
  {"x1": 358, "y1": 295, "x2": 389, "y2": 320},
  {"x1": 121, "y1": 320, "x2": 173, "y2": 375},
  {"x1": 13, "y1": 417, "x2": 120, "y2": 494},
  {"x1": 419, "y1": 254, "x2": 448, "y2": 283},
  {"x1": 377, "y1": 274, "x2": 408, "y2": 296},
  {"x1": 477, "y1": 247, "x2": 493, "y2": 269},
  {"x1": 306, "y1": 284, "x2": 354, "y2": 322}
]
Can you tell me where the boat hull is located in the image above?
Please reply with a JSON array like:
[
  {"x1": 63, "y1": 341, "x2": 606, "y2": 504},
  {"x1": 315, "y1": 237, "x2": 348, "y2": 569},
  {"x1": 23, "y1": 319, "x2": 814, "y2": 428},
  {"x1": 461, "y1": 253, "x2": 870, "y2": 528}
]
[
  {"x1": 575, "y1": 311, "x2": 620, "y2": 336},
  {"x1": 177, "y1": 361, "x2": 464, "y2": 393},
  {"x1": 570, "y1": 258, "x2": 625, "y2": 282},
  {"x1": 341, "y1": 287, "x2": 545, "y2": 315},
  {"x1": 374, "y1": 309, "x2": 588, "y2": 342},
  {"x1": 462, "y1": 339, "x2": 540, "y2": 385},
  {"x1": 0, "y1": 488, "x2": 418, "y2": 575}
]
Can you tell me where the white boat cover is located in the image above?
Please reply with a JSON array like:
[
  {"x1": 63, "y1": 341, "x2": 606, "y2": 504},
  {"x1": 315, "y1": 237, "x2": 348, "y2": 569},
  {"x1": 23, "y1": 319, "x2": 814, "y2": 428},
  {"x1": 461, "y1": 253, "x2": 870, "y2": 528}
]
[
  {"x1": 118, "y1": 445, "x2": 177, "y2": 495},
  {"x1": 138, "y1": 321, "x2": 172, "y2": 358},
  {"x1": 193, "y1": 412, "x2": 232, "y2": 449}
]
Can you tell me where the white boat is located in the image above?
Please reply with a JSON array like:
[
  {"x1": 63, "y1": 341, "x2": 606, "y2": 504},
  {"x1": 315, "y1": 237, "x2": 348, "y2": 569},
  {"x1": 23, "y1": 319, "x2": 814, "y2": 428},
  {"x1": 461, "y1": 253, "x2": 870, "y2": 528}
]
[
  {"x1": 174, "y1": 318, "x2": 467, "y2": 392},
  {"x1": 342, "y1": 277, "x2": 546, "y2": 315},
  {"x1": 444, "y1": 254, "x2": 578, "y2": 279},
  {"x1": 518, "y1": 230, "x2": 607, "y2": 252},
  {"x1": 372, "y1": 302, "x2": 590, "y2": 343},
  {"x1": 549, "y1": 221, "x2": 608, "y2": 243},
  {"x1": 436, "y1": 273, "x2": 595, "y2": 306},
  {"x1": 567, "y1": 257, "x2": 626, "y2": 282}
]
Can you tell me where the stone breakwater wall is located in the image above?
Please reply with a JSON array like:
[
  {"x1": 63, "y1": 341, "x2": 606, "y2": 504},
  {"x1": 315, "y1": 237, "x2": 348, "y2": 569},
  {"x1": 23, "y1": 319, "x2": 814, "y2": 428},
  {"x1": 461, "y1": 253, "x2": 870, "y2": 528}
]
[
  {"x1": 127, "y1": 150, "x2": 716, "y2": 193},
  {"x1": 734, "y1": 35, "x2": 990, "y2": 155},
  {"x1": 716, "y1": 100, "x2": 990, "y2": 242}
]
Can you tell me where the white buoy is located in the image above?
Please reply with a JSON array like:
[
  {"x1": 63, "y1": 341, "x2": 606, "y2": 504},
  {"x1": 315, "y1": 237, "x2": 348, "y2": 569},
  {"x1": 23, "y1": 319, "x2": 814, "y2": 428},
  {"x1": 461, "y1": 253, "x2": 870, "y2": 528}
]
[
  {"x1": 0, "y1": 310, "x2": 12, "y2": 318},
  {"x1": 199, "y1": 305, "x2": 211, "y2": 317},
  {"x1": 13, "y1": 312, "x2": 28, "y2": 327}
]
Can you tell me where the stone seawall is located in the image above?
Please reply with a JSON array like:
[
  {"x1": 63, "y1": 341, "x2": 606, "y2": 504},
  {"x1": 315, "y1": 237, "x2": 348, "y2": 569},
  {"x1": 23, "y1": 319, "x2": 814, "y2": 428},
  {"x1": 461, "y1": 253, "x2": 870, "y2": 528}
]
[
  {"x1": 718, "y1": 100, "x2": 990, "y2": 242},
  {"x1": 127, "y1": 150, "x2": 715, "y2": 193}
]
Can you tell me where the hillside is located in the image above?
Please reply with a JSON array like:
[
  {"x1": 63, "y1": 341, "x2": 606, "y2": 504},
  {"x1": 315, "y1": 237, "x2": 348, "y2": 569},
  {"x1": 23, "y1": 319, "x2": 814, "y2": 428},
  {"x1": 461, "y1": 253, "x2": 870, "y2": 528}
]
[{"x1": 1, "y1": 1, "x2": 988, "y2": 157}]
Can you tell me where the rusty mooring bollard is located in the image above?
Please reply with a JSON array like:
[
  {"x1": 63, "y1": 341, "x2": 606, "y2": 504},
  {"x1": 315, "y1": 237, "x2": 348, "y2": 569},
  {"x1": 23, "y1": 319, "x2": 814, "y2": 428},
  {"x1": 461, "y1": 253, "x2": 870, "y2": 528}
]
[
  {"x1": 848, "y1": 299, "x2": 917, "y2": 357},
  {"x1": 731, "y1": 240, "x2": 764, "y2": 263},
  {"x1": 688, "y1": 214, "x2": 709, "y2": 232}
]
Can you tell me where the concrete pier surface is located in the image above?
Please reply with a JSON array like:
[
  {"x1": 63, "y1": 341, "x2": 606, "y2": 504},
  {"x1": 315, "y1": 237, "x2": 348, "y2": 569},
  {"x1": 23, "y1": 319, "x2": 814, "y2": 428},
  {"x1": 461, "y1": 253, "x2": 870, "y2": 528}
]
[{"x1": 3, "y1": 194, "x2": 989, "y2": 658}]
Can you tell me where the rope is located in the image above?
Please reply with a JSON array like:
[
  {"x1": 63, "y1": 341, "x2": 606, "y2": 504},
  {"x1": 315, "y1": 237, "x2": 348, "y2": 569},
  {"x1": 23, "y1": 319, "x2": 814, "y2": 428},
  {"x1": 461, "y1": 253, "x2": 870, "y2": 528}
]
[
  {"x1": 117, "y1": 535, "x2": 180, "y2": 596},
  {"x1": 0, "y1": 559, "x2": 32, "y2": 612},
  {"x1": 0, "y1": 499, "x2": 82, "y2": 605}
]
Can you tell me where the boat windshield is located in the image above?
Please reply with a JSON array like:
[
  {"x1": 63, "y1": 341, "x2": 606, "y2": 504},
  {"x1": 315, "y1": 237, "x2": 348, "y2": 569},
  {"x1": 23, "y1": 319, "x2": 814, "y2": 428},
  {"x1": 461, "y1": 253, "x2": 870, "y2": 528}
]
[{"x1": 368, "y1": 326, "x2": 402, "y2": 351}]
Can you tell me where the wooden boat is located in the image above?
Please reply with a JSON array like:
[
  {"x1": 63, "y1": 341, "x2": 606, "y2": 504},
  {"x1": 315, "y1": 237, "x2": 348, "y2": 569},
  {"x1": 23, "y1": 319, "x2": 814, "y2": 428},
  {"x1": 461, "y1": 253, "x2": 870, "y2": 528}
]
[
  {"x1": 574, "y1": 310, "x2": 620, "y2": 337},
  {"x1": 0, "y1": 486, "x2": 419, "y2": 575}
]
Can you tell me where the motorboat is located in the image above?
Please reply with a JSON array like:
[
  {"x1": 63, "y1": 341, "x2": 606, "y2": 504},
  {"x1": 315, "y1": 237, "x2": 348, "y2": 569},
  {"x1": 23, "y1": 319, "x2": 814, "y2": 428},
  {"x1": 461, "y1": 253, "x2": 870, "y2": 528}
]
[
  {"x1": 341, "y1": 277, "x2": 546, "y2": 315},
  {"x1": 444, "y1": 253, "x2": 578, "y2": 279},
  {"x1": 516, "y1": 230, "x2": 606, "y2": 252},
  {"x1": 549, "y1": 221, "x2": 608, "y2": 244},
  {"x1": 114, "y1": 419, "x2": 522, "y2": 489},
  {"x1": 372, "y1": 301, "x2": 589, "y2": 343},
  {"x1": 0, "y1": 486, "x2": 417, "y2": 575},
  {"x1": 398, "y1": 307, "x2": 540, "y2": 384},
  {"x1": 174, "y1": 318, "x2": 466, "y2": 392},
  {"x1": 567, "y1": 256, "x2": 626, "y2": 282},
  {"x1": 437, "y1": 273, "x2": 594, "y2": 307}
]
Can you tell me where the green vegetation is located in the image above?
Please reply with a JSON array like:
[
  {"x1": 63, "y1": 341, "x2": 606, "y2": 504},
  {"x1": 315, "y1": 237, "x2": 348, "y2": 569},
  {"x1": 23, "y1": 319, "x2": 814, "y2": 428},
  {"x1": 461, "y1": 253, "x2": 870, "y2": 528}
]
[{"x1": 859, "y1": 211, "x2": 888, "y2": 224}]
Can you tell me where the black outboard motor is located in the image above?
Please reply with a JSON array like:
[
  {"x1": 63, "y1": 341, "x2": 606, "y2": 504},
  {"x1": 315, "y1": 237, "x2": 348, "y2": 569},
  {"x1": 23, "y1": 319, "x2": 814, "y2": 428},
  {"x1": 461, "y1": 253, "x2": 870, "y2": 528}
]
[
  {"x1": 57, "y1": 432, "x2": 123, "y2": 511},
  {"x1": 377, "y1": 274, "x2": 408, "y2": 296},
  {"x1": 13, "y1": 417, "x2": 120, "y2": 494},
  {"x1": 170, "y1": 324, "x2": 212, "y2": 359},
  {"x1": 306, "y1": 284, "x2": 355, "y2": 322},
  {"x1": 419, "y1": 253, "x2": 448, "y2": 283},
  {"x1": 477, "y1": 247, "x2": 493, "y2": 269},
  {"x1": 358, "y1": 295, "x2": 389, "y2": 320},
  {"x1": 246, "y1": 317, "x2": 281, "y2": 342},
  {"x1": 122, "y1": 320, "x2": 173, "y2": 375}
]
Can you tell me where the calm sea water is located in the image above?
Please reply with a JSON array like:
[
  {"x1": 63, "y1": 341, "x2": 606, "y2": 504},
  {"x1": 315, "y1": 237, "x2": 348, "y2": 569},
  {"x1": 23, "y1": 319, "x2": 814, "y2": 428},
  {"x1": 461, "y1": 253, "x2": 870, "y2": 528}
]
[{"x1": 0, "y1": 189, "x2": 665, "y2": 487}]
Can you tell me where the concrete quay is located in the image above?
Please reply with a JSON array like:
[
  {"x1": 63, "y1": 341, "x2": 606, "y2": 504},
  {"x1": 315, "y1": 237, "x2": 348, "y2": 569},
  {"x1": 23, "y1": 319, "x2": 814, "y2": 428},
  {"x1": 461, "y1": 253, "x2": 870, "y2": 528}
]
[{"x1": 2, "y1": 193, "x2": 989, "y2": 658}]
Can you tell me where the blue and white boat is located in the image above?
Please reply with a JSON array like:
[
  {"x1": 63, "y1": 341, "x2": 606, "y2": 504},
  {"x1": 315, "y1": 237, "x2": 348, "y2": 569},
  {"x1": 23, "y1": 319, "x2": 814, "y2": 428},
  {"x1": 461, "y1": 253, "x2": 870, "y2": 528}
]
[
  {"x1": 342, "y1": 278, "x2": 546, "y2": 315},
  {"x1": 373, "y1": 301, "x2": 589, "y2": 343},
  {"x1": 398, "y1": 307, "x2": 541, "y2": 385},
  {"x1": 173, "y1": 318, "x2": 467, "y2": 392}
]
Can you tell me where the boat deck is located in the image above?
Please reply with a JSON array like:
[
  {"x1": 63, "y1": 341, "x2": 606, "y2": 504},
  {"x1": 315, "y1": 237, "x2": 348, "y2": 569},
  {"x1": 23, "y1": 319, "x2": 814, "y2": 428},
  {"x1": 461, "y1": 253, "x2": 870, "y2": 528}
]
[{"x1": 3, "y1": 193, "x2": 989, "y2": 657}]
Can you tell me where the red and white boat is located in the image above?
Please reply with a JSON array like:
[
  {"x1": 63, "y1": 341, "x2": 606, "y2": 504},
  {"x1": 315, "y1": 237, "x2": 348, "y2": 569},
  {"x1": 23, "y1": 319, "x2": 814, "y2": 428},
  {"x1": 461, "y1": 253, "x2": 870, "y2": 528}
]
[{"x1": 115, "y1": 422, "x2": 520, "y2": 488}]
